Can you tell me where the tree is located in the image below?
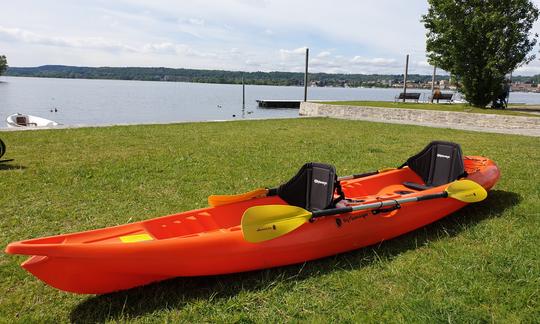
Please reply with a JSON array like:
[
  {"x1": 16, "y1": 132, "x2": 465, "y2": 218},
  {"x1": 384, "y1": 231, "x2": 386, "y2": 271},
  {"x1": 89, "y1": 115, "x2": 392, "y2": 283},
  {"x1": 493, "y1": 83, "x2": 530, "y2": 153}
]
[
  {"x1": 0, "y1": 55, "x2": 7, "y2": 76},
  {"x1": 422, "y1": 0, "x2": 539, "y2": 107}
]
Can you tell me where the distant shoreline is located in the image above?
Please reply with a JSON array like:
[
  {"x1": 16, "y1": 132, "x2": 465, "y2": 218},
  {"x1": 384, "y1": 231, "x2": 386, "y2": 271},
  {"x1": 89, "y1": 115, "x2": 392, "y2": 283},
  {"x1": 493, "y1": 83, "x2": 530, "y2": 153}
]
[
  {"x1": 5, "y1": 65, "x2": 539, "y2": 92},
  {"x1": 3, "y1": 64, "x2": 450, "y2": 88}
]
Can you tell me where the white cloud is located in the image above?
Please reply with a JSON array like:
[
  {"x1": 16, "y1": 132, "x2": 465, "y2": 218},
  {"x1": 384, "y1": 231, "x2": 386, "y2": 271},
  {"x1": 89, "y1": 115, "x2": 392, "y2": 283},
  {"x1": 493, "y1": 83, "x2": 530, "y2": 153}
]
[
  {"x1": 415, "y1": 60, "x2": 431, "y2": 68},
  {"x1": 317, "y1": 51, "x2": 332, "y2": 58},
  {"x1": 142, "y1": 42, "x2": 217, "y2": 58},
  {"x1": 279, "y1": 47, "x2": 308, "y2": 61},
  {"x1": 188, "y1": 18, "x2": 205, "y2": 26},
  {"x1": 0, "y1": 25, "x2": 136, "y2": 52},
  {"x1": 351, "y1": 56, "x2": 397, "y2": 66}
]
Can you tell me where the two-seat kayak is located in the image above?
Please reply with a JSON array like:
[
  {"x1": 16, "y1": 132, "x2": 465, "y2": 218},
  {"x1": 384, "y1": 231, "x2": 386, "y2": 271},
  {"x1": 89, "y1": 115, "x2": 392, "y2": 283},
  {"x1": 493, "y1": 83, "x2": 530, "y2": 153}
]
[{"x1": 5, "y1": 141, "x2": 500, "y2": 294}]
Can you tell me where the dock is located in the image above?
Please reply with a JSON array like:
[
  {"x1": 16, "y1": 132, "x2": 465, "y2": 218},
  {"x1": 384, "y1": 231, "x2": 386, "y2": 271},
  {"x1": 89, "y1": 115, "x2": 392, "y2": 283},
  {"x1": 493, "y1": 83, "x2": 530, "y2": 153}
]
[{"x1": 256, "y1": 100, "x2": 302, "y2": 108}]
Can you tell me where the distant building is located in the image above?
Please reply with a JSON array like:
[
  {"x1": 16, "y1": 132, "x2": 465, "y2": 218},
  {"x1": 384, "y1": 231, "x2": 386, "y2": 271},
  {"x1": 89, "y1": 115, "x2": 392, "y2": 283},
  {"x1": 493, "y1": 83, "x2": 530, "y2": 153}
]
[
  {"x1": 511, "y1": 82, "x2": 538, "y2": 92},
  {"x1": 439, "y1": 80, "x2": 450, "y2": 89}
]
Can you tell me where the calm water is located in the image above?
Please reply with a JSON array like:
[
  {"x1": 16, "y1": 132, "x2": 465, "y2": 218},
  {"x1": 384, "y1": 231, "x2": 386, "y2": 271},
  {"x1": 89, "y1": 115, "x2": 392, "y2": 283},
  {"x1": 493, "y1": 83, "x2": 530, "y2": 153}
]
[{"x1": 1, "y1": 76, "x2": 539, "y2": 128}]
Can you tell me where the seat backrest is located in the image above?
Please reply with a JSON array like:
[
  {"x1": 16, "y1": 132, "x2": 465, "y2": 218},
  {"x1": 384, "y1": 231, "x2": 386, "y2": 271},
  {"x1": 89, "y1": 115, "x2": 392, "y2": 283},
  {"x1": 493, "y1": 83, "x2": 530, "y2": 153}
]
[
  {"x1": 273, "y1": 162, "x2": 342, "y2": 211},
  {"x1": 402, "y1": 141, "x2": 466, "y2": 187},
  {"x1": 16, "y1": 116, "x2": 28, "y2": 125}
]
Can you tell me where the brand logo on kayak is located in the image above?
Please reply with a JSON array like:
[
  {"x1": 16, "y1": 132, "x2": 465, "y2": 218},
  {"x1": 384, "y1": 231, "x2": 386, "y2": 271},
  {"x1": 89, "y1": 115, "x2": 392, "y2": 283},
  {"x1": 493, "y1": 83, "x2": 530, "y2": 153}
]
[
  {"x1": 336, "y1": 213, "x2": 369, "y2": 227},
  {"x1": 256, "y1": 225, "x2": 277, "y2": 232},
  {"x1": 437, "y1": 153, "x2": 451, "y2": 159},
  {"x1": 313, "y1": 179, "x2": 328, "y2": 186}
]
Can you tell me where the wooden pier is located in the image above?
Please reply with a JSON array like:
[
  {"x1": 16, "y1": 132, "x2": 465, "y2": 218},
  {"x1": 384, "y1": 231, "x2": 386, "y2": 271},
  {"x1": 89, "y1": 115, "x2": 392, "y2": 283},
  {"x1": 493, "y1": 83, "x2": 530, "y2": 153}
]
[{"x1": 256, "y1": 100, "x2": 302, "y2": 109}]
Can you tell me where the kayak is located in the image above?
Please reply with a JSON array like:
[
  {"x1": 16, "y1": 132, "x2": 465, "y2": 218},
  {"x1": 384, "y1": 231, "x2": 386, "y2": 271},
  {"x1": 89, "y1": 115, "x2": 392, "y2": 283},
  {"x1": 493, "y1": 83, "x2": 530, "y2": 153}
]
[
  {"x1": 6, "y1": 113, "x2": 59, "y2": 128},
  {"x1": 5, "y1": 154, "x2": 499, "y2": 294}
]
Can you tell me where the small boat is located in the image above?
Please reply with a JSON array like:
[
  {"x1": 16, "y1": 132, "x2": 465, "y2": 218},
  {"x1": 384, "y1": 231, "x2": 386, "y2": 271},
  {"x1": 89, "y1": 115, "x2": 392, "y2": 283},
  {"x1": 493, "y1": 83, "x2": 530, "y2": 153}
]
[
  {"x1": 5, "y1": 142, "x2": 500, "y2": 294},
  {"x1": 6, "y1": 113, "x2": 59, "y2": 128}
]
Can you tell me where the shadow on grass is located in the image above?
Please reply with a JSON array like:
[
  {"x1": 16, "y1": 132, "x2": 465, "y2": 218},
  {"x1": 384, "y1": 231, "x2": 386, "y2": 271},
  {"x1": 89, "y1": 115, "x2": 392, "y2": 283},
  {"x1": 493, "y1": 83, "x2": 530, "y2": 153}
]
[
  {"x1": 0, "y1": 162, "x2": 25, "y2": 170},
  {"x1": 70, "y1": 190, "x2": 520, "y2": 322}
]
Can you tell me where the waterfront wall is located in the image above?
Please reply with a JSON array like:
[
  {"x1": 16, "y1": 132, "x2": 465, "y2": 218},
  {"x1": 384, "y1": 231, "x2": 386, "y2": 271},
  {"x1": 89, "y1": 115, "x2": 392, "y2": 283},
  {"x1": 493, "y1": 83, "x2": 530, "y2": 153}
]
[{"x1": 299, "y1": 102, "x2": 540, "y2": 136}]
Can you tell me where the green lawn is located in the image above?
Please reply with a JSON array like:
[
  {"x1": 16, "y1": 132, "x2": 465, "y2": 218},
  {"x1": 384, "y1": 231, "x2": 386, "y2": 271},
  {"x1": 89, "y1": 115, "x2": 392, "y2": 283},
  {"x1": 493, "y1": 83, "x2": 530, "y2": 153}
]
[
  {"x1": 323, "y1": 101, "x2": 540, "y2": 117},
  {"x1": 1, "y1": 118, "x2": 539, "y2": 322}
]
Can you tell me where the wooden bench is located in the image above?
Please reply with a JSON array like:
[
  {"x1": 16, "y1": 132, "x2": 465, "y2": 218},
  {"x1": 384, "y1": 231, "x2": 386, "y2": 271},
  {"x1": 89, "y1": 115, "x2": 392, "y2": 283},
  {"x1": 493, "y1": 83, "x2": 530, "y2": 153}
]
[
  {"x1": 431, "y1": 92, "x2": 454, "y2": 103},
  {"x1": 394, "y1": 92, "x2": 421, "y2": 102}
]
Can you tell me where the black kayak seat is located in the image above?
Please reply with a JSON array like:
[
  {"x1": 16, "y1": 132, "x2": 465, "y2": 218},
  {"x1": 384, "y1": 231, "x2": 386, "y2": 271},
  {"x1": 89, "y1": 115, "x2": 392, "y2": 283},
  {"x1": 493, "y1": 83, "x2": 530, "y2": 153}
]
[
  {"x1": 268, "y1": 162, "x2": 344, "y2": 211},
  {"x1": 400, "y1": 141, "x2": 466, "y2": 191},
  {"x1": 16, "y1": 116, "x2": 28, "y2": 126}
]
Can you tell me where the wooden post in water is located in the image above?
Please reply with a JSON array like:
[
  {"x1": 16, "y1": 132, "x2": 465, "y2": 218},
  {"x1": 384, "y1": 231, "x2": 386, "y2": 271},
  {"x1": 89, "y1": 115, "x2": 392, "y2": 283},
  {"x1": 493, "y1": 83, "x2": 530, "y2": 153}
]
[
  {"x1": 402, "y1": 54, "x2": 409, "y2": 103},
  {"x1": 242, "y1": 75, "x2": 245, "y2": 118},
  {"x1": 430, "y1": 65, "x2": 436, "y2": 103},
  {"x1": 304, "y1": 48, "x2": 309, "y2": 102}
]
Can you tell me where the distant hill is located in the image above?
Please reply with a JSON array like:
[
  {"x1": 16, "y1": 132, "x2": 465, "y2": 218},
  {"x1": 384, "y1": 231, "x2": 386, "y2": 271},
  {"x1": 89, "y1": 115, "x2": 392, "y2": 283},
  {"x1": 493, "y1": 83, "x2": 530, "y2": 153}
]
[
  {"x1": 6, "y1": 65, "x2": 538, "y2": 87},
  {"x1": 5, "y1": 65, "x2": 445, "y2": 87}
]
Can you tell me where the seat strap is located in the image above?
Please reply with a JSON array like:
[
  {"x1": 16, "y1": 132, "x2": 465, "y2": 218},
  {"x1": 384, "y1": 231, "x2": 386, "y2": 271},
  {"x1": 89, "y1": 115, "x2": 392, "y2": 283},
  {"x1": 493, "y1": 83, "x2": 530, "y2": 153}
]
[{"x1": 333, "y1": 180, "x2": 346, "y2": 206}]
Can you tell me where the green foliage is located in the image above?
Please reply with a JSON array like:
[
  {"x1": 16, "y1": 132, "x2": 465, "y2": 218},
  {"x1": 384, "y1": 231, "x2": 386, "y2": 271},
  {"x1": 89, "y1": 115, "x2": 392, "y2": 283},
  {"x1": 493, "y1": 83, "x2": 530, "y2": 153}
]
[
  {"x1": 6, "y1": 65, "x2": 445, "y2": 87},
  {"x1": 1, "y1": 119, "x2": 539, "y2": 322},
  {"x1": 0, "y1": 55, "x2": 7, "y2": 76},
  {"x1": 422, "y1": 0, "x2": 539, "y2": 107}
]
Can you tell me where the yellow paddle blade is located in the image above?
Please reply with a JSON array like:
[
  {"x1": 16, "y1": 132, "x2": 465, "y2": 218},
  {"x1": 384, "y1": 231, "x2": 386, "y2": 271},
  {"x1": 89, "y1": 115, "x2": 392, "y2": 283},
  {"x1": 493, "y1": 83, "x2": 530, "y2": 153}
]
[
  {"x1": 208, "y1": 188, "x2": 269, "y2": 207},
  {"x1": 241, "y1": 205, "x2": 312, "y2": 243},
  {"x1": 377, "y1": 167, "x2": 396, "y2": 173},
  {"x1": 445, "y1": 180, "x2": 488, "y2": 203}
]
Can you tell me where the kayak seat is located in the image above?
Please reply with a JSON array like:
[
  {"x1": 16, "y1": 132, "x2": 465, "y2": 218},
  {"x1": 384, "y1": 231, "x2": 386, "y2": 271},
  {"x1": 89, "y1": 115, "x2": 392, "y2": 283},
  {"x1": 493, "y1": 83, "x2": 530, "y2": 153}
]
[
  {"x1": 400, "y1": 141, "x2": 466, "y2": 191},
  {"x1": 270, "y1": 162, "x2": 344, "y2": 211},
  {"x1": 16, "y1": 116, "x2": 28, "y2": 126}
]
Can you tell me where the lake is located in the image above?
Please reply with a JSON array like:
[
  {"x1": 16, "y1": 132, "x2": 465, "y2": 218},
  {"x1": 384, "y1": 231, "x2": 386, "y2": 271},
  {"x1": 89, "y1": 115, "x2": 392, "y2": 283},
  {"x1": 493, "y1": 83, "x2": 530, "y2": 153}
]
[{"x1": 1, "y1": 76, "x2": 539, "y2": 128}]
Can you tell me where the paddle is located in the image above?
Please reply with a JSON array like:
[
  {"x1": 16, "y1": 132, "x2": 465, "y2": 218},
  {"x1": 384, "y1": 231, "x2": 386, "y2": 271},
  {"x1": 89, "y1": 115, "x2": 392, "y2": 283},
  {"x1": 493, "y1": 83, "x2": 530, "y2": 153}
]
[
  {"x1": 208, "y1": 168, "x2": 396, "y2": 207},
  {"x1": 241, "y1": 179, "x2": 487, "y2": 243}
]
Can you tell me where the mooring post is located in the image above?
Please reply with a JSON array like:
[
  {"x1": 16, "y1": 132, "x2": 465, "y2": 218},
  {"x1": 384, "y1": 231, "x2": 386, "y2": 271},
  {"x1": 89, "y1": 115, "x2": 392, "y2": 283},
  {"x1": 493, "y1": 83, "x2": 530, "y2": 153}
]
[
  {"x1": 304, "y1": 48, "x2": 309, "y2": 102},
  {"x1": 507, "y1": 72, "x2": 512, "y2": 107},
  {"x1": 242, "y1": 75, "x2": 245, "y2": 118},
  {"x1": 431, "y1": 65, "x2": 436, "y2": 103},
  {"x1": 402, "y1": 54, "x2": 409, "y2": 103}
]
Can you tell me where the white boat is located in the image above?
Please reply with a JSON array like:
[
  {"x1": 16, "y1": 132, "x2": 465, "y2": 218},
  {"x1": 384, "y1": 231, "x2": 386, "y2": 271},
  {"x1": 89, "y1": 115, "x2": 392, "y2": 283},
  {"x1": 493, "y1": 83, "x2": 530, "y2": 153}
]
[{"x1": 6, "y1": 113, "x2": 60, "y2": 128}]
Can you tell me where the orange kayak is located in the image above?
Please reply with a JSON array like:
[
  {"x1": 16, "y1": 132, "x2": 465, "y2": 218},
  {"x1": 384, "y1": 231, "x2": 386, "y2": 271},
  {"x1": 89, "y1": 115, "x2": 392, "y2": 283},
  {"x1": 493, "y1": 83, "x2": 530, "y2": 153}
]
[{"x1": 5, "y1": 156, "x2": 499, "y2": 294}]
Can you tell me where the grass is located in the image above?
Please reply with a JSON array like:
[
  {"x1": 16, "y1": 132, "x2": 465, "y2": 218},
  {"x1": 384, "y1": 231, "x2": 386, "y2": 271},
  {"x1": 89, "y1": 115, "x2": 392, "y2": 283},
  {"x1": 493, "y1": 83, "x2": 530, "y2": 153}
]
[
  {"x1": 323, "y1": 101, "x2": 540, "y2": 117},
  {"x1": 1, "y1": 118, "x2": 539, "y2": 322}
]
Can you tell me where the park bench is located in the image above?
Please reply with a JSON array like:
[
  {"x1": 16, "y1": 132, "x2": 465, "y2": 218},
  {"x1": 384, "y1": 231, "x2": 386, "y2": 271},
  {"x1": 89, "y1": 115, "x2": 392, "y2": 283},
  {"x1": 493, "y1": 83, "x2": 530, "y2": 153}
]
[
  {"x1": 394, "y1": 92, "x2": 421, "y2": 102},
  {"x1": 431, "y1": 92, "x2": 454, "y2": 103}
]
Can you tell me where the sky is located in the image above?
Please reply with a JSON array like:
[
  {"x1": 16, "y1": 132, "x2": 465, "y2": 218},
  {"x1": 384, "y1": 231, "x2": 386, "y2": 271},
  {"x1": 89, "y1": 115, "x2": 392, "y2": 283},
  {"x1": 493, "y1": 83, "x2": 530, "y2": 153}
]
[{"x1": 1, "y1": 0, "x2": 539, "y2": 75}]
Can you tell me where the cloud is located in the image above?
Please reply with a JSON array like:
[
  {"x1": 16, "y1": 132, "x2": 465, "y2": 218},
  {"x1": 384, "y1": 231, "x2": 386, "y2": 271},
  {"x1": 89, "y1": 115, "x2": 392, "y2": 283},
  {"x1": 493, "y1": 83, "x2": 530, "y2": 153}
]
[
  {"x1": 279, "y1": 47, "x2": 308, "y2": 60},
  {"x1": 317, "y1": 51, "x2": 332, "y2": 58},
  {"x1": 515, "y1": 61, "x2": 540, "y2": 74},
  {"x1": 0, "y1": 25, "x2": 136, "y2": 52},
  {"x1": 142, "y1": 42, "x2": 217, "y2": 58},
  {"x1": 187, "y1": 18, "x2": 205, "y2": 26},
  {"x1": 350, "y1": 56, "x2": 397, "y2": 66},
  {"x1": 415, "y1": 60, "x2": 431, "y2": 68}
]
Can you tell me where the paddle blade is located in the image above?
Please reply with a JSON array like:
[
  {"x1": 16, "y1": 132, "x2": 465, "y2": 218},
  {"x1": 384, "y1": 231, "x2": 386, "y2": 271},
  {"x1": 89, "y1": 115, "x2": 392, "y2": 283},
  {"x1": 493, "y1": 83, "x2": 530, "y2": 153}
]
[
  {"x1": 446, "y1": 180, "x2": 487, "y2": 203},
  {"x1": 208, "y1": 188, "x2": 268, "y2": 207},
  {"x1": 241, "y1": 205, "x2": 312, "y2": 243}
]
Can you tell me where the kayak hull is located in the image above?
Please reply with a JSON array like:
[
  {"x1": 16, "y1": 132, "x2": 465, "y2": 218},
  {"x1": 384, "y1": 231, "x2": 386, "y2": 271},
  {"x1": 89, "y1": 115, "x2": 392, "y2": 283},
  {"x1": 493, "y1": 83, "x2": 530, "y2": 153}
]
[{"x1": 6, "y1": 156, "x2": 500, "y2": 294}]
